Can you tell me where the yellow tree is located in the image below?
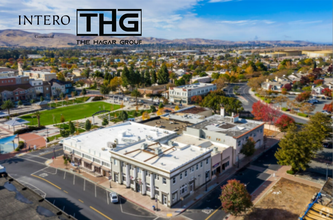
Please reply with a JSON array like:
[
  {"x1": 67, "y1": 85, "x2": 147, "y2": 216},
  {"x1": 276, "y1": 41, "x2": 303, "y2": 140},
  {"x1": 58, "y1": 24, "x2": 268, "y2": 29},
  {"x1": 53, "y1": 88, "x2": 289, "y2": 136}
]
[
  {"x1": 174, "y1": 105, "x2": 180, "y2": 111},
  {"x1": 65, "y1": 95, "x2": 69, "y2": 105},
  {"x1": 142, "y1": 111, "x2": 150, "y2": 120},
  {"x1": 245, "y1": 66, "x2": 254, "y2": 75},
  {"x1": 120, "y1": 101, "x2": 124, "y2": 108},
  {"x1": 157, "y1": 108, "x2": 164, "y2": 116}
]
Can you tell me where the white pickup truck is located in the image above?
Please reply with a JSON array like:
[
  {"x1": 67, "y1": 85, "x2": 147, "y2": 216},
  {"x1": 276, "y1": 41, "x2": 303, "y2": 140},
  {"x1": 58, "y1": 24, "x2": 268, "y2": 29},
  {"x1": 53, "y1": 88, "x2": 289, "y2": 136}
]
[{"x1": 0, "y1": 165, "x2": 6, "y2": 176}]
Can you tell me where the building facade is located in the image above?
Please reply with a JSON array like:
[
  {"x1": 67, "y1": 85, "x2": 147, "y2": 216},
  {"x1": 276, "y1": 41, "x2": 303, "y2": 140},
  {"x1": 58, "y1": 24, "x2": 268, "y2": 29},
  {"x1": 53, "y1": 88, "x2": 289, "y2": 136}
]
[
  {"x1": 169, "y1": 83, "x2": 217, "y2": 104},
  {"x1": 22, "y1": 70, "x2": 57, "y2": 81},
  {"x1": 49, "y1": 79, "x2": 75, "y2": 96}
]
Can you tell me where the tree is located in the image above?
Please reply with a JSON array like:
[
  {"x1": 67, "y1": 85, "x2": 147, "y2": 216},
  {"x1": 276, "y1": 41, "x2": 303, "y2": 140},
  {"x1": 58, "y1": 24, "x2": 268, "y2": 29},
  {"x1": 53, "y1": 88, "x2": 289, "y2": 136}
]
[
  {"x1": 40, "y1": 96, "x2": 44, "y2": 102},
  {"x1": 60, "y1": 115, "x2": 65, "y2": 123},
  {"x1": 299, "y1": 102, "x2": 315, "y2": 114},
  {"x1": 119, "y1": 111, "x2": 128, "y2": 121},
  {"x1": 68, "y1": 121, "x2": 75, "y2": 135},
  {"x1": 213, "y1": 78, "x2": 226, "y2": 90},
  {"x1": 219, "y1": 179, "x2": 253, "y2": 216},
  {"x1": 174, "y1": 105, "x2": 180, "y2": 111},
  {"x1": 157, "y1": 64, "x2": 169, "y2": 84},
  {"x1": 281, "y1": 88, "x2": 287, "y2": 95},
  {"x1": 85, "y1": 119, "x2": 92, "y2": 131},
  {"x1": 251, "y1": 101, "x2": 266, "y2": 121},
  {"x1": 158, "y1": 102, "x2": 164, "y2": 109},
  {"x1": 102, "y1": 118, "x2": 109, "y2": 126},
  {"x1": 150, "y1": 105, "x2": 156, "y2": 112},
  {"x1": 211, "y1": 72, "x2": 220, "y2": 80},
  {"x1": 274, "y1": 115, "x2": 295, "y2": 132},
  {"x1": 151, "y1": 69, "x2": 157, "y2": 84},
  {"x1": 1, "y1": 100, "x2": 14, "y2": 116},
  {"x1": 274, "y1": 95, "x2": 288, "y2": 107},
  {"x1": 131, "y1": 89, "x2": 141, "y2": 108},
  {"x1": 303, "y1": 112, "x2": 331, "y2": 146},
  {"x1": 314, "y1": 79, "x2": 324, "y2": 85},
  {"x1": 109, "y1": 77, "x2": 122, "y2": 92},
  {"x1": 142, "y1": 111, "x2": 150, "y2": 120},
  {"x1": 18, "y1": 100, "x2": 22, "y2": 107},
  {"x1": 100, "y1": 84, "x2": 110, "y2": 97},
  {"x1": 295, "y1": 91, "x2": 311, "y2": 102},
  {"x1": 275, "y1": 126, "x2": 315, "y2": 173},
  {"x1": 64, "y1": 158, "x2": 68, "y2": 168},
  {"x1": 156, "y1": 108, "x2": 164, "y2": 116},
  {"x1": 33, "y1": 111, "x2": 42, "y2": 127},
  {"x1": 191, "y1": 95, "x2": 203, "y2": 104},
  {"x1": 322, "y1": 88, "x2": 332, "y2": 97},
  {"x1": 121, "y1": 66, "x2": 130, "y2": 88},
  {"x1": 323, "y1": 102, "x2": 333, "y2": 112},
  {"x1": 82, "y1": 88, "x2": 87, "y2": 95},
  {"x1": 283, "y1": 83, "x2": 292, "y2": 91},
  {"x1": 240, "y1": 137, "x2": 256, "y2": 157}
]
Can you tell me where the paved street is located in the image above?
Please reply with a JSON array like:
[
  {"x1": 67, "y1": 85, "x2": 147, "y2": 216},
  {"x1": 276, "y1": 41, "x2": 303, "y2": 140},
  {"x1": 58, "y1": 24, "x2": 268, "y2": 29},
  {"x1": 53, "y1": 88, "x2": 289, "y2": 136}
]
[
  {"x1": 224, "y1": 83, "x2": 308, "y2": 124},
  {"x1": 0, "y1": 145, "x2": 158, "y2": 220}
]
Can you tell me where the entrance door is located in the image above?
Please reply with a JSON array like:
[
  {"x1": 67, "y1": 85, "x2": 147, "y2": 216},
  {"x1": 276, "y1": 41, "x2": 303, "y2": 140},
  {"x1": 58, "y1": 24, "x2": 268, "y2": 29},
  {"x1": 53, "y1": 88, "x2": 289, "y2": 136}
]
[
  {"x1": 136, "y1": 183, "x2": 141, "y2": 192},
  {"x1": 189, "y1": 182, "x2": 194, "y2": 193},
  {"x1": 162, "y1": 194, "x2": 167, "y2": 205},
  {"x1": 114, "y1": 173, "x2": 118, "y2": 183}
]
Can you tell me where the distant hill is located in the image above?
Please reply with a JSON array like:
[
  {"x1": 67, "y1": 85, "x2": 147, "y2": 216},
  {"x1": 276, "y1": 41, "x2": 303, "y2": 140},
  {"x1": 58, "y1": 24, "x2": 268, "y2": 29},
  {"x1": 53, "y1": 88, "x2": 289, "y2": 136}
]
[{"x1": 0, "y1": 29, "x2": 317, "y2": 48}]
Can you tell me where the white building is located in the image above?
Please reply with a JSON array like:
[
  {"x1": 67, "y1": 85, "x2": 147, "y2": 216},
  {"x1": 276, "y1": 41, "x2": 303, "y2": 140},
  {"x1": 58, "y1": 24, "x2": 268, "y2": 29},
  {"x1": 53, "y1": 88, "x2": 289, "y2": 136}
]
[{"x1": 169, "y1": 83, "x2": 217, "y2": 104}]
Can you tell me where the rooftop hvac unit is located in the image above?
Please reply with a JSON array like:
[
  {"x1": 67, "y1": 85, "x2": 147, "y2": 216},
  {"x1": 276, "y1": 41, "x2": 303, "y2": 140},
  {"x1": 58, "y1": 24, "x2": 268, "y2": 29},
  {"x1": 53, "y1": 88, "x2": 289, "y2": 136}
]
[
  {"x1": 107, "y1": 142, "x2": 116, "y2": 149},
  {"x1": 141, "y1": 143, "x2": 148, "y2": 150},
  {"x1": 168, "y1": 140, "x2": 174, "y2": 147},
  {"x1": 155, "y1": 148, "x2": 163, "y2": 155}
]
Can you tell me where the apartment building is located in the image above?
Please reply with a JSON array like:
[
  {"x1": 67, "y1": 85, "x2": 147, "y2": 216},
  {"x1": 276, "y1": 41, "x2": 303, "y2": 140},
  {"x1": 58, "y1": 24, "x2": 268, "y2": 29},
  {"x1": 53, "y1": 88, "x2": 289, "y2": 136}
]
[
  {"x1": 0, "y1": 84, "x2": 36, "y2": 103},
  {"x1": 29, "y1": 79, "x2": 51, "y2": 99},
  {"x1": 49, "y1": 79, "x2": 75, "y2": 96},
  {"x1": 169, "y1": 83, "x2": 217, "y2": 104},
  {"x1": 0, "y1": 75, "x2": 29, "y2": 86},
  {"x1": 0, "y1": 68, "x2": 17, "y2": 77},
  {"x1": 22, "y1": 70, "x2": 56, "y2": 81}
]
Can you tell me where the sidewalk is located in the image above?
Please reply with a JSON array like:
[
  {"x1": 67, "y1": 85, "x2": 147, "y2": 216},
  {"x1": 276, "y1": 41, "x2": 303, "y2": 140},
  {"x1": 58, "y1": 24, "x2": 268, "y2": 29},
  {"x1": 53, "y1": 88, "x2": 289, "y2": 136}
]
[{"x1": 47, "y1": 133, "x2": 281, "y2": 218}]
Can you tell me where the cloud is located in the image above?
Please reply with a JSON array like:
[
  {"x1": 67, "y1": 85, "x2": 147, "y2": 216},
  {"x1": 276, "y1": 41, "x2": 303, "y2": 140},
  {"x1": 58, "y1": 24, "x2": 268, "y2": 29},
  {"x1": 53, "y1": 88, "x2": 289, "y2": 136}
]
[
  {"x1": 288, "y1": 20, "x2": 322, "y2": 25},
  {"x1": 209, "y1": 0, "x2": 234, "y2": 2},
  {"x1": 218, "y1": 20, "x2": 275, "y2": 25}
]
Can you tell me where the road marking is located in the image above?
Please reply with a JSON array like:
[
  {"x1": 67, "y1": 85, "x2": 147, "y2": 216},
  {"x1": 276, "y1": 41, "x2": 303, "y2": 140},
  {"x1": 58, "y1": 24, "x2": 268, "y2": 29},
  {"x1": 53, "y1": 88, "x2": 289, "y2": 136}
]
[
  {"x1": 39, "y1": 148, "x2": 62, "y2": 156},
  {"x1": 79, "y1": 199, "x2": 84, "y2": 203},
  {"x1": 90, "y1": 206, "x2": 112, "y2": 220},
  {"x1": 167, "y1": 213, "x2": 173, "y2": 217},
  {"x1": 63, "y1": 190, "x2": 68, "y2": 194},
  {"x1": 31, "y1": 174, "x2": 61, "y2": 190},
  {"x1": 19, "y1": 157, "x2": 46, "y2": 165},
  {"x1": 24, "y1": 154, "x2": 50, "y2": 160},
  {"x1": 205, "y1": 206, "x2": 221, "y2": 220}
]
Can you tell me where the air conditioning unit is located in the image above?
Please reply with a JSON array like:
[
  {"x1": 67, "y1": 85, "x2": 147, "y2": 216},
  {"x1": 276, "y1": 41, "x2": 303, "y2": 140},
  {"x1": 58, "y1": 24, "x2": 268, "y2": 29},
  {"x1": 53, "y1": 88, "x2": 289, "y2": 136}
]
[
  {"x1": 107, "y1": 142, "x2": 116, "y2": 149},
  {"x1": 141, "y1": 143, "x2": 148, "y2": 150}
]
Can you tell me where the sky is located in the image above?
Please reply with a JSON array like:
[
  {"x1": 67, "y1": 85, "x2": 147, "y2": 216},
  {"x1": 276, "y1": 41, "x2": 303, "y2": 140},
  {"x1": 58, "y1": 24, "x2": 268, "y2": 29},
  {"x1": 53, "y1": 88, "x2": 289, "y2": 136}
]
[{"x1": 0, "y1": 0, "x2": 331, "y2": 42}]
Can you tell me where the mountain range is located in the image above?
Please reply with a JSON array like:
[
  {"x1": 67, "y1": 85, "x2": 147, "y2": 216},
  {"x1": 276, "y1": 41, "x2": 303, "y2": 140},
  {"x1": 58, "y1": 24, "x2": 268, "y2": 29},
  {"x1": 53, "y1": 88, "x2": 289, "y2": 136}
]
[{"x1": 0, "y1": 29, "x2": 317, "y2": 48}]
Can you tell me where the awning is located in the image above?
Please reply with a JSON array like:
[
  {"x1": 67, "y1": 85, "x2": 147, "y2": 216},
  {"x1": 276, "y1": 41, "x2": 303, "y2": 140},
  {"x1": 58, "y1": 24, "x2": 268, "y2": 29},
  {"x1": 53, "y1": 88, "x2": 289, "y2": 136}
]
[
  {"x1": 101, "y1": 167, "x2": 111, "y2": 172},
  {"x1": 0, "y1": 112, "x2": 9, "y2": 118},
  {"x1": 82, "y1": 158, "x2": 93, "y2": 164},
  {"x1": 0, "y1": 135, "x2": 17, "y2": 144},
  {"x1": 4, "y1": 117, "x2": 29, "y2": 127}
]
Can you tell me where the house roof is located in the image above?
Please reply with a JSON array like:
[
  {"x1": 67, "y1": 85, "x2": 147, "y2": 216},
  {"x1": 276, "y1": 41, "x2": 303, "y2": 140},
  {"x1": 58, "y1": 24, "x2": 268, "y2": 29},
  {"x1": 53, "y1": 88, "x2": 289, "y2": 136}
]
[
  {"x1": 49, "y1": 79, "x2": 71, "y2": 85},
  {"x1": 0, "y1": 84, "x2": 33, "y2": 93}
]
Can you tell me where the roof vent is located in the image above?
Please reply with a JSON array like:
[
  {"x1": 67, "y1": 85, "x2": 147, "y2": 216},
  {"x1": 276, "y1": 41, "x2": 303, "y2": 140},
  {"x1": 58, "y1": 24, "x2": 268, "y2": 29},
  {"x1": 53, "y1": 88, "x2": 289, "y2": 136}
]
[
  {"x1": 107, "y1": 142, "x2": 116, "y2": 149},
  {"x1": 141, "y1": 143, "x2": 148, "y2": 150},
  {"x1": 155, "y1": 148, "x2": 163, "y2": 155}
]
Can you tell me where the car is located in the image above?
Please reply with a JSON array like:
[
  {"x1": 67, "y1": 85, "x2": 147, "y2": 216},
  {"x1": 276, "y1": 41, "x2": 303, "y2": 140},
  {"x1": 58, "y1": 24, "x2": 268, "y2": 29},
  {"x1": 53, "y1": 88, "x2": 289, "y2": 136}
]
[
  {"x1": 110, "y1": 192, "x2": 118, "y2": 203},
  {"x1": 323, "y1": 142, "x2": 332, "y2": 149},
  {"x1": 308, "y1": 99, "x2": 319, "y2": 104},
  {"x1": 321, "y1": 111, "x2": 330, "y2": 115}
]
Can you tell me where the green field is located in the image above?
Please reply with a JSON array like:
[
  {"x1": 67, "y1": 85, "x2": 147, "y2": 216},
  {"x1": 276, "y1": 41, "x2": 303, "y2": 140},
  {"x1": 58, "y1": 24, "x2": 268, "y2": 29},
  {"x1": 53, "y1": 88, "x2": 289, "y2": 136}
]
[{"x1": 21, "y1": 102, "x2": 121, "y2": 126}]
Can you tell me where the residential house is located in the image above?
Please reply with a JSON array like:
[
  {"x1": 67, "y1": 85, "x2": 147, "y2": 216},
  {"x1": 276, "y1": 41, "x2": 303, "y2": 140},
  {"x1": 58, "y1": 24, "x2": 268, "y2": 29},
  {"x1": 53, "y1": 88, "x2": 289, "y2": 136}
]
[
  {"x1": 22, "y1": 70, "x2": 56, "y2": 81},
  {"x1": 49, "y1": 79, "x2": 75, "y2": 97},
  {"x1": 0, "y1": 84, "x2": 36, "y2": 103},
  {"x1": 0, "y1": 67, "x2": 17, "y2": 77},
  {"x1": 29, "y1": 79, "x2": 51, "y2": 99}
]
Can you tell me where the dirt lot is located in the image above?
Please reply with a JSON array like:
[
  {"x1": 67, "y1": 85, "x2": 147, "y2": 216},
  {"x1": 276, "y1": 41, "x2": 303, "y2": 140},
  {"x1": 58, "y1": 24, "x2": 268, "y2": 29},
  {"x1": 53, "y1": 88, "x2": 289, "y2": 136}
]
[{"x1": 243, "y1": 178, "x2": 319, "y2": 220}]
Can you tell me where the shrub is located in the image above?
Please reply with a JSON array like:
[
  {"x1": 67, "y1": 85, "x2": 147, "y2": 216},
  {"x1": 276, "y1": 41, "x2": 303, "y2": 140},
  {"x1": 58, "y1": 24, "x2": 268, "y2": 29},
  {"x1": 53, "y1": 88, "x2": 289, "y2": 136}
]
[
  {"x1": 92, "y1": 96, "x2": 103, "y2": 101},
  {"x1": 297, "y1": 113, "x2": 308, "y2": 117},
  {"x1": 281, "y1": 107, "x2": 289, "y2": 111},
  {"x1": 14, "y1": 126, "x2": 46, "y2": 134},
  {"x1": 102, "y1": 118, "x2": 109, "y2": 126},
  {"x1": 150, "y1": 105, "x2": 156, "y2": 112},
  {"x1": 60, "y1": 130, "x2": 70, "y2": 137},
  {"x1": 286, "y1": 170, "x2": 295, "y2": 175},
  {"x1": 275, "y1": 115, "x2": 295, "y2": 132}
]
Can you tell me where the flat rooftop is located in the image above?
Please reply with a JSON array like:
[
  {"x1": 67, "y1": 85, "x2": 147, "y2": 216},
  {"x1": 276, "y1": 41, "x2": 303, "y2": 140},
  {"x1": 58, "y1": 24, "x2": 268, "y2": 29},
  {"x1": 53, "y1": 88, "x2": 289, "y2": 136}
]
[
  {"x1": 179, "y1": 106, "x2": 209, "y2": 114},
  {"x1": 141, "y1": 117, "x2": 190, "y2": 134},
  {"x1": 162, "y1": 113, "x2": 205, "y2": 124},
  {"x1": 63, "y1": 122, "x2": 176, "y2": 161},
  {"x1": 0, "y1": 177, "x2": 74, "y2": 220},
  {"x1": 173, "y1": 82, "x2": 214, "y2": 90},
  {"x1": 191, "y1": 115, "x2": 264, "y2": 138},
  {"x1": 23, "y1": 71, "x2": 54, "y2": 75},
  {"x1": 112, "y1": 139, "x2": 212, "y2": 173}
]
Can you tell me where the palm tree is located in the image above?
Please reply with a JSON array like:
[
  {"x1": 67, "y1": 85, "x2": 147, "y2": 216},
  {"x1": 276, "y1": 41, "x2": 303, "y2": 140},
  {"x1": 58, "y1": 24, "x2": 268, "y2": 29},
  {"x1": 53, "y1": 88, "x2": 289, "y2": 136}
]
[
  {"x1": 1, "y1": 100, "x2": 14, "y2": 117},
  {"x1": 33, "y1": 111, "x2": 42, "y2": 127},
  {"x1": 131, "y1": 89, "x2": 141, "y2": 110}
]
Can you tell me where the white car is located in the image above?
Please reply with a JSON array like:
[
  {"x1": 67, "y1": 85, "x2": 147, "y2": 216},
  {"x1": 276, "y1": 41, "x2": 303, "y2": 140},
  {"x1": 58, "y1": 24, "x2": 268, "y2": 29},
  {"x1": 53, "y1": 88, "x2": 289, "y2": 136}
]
[{"x1": 110, "y1": 192, "x2": 118, "y2": 203}]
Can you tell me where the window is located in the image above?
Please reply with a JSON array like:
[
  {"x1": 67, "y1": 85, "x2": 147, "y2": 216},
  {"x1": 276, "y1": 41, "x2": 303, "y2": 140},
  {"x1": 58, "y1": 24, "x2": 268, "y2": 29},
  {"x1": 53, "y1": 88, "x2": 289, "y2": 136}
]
[
  {"x1": 200, "y1": 162, "x2": 203, "y2": 168},
  {"x1": 238, "y1": 141, "x2": 241, "y2": 146},
  {"x1": 190, "y1": 166, "x2": 194, "y2": 172},
  {"x1": 102, "y1": 161, "x2": 110, "y2": 167},
  {"x1": 180, "y1": 173, "x2": 182, "y2": 180},
  {"x1": 113, "y1": 159, "x2": 117, "y2": 165},
  {"x1": 180, "y1": 184, "x2": 188, "y2": 194},
  {"x1": 206, "y1": 158, "x2": 209, "y2": 164},
  {"x1": 93, "y1": 158, "x2": 100, "y2": 164},
  {"x1": 162, "y1": 178, "x2": 167, "y2": 184},
  {"x1": 205, "y1": 171, "x2": 209, "y2": 178},
  {"x1": 155, "y1": 174, "x2": 159, "y2": 180},
  {"x1": 196, "y1": 164, "x2": 198, "y2": 170},
  {"x1": 172, "y1": 177, "x2": 176, "y2": 184},
  {"x1": 184, "y1": 170, "x2": 187, "y2": 177}
]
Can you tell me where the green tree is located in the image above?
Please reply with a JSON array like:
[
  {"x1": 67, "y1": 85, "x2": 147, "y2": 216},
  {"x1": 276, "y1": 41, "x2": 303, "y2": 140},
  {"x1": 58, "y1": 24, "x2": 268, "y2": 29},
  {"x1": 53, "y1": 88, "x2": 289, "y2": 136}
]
[
  {"x1": 121, "y1": 66, "x2": 130, "y2": 88},
  {"x1": 118, "y1": 111, "x2": 128, "y2": 121},
  {"x1": 82, "y1": 88, "x2": 87, "y2": 95},
  {"x1": 85, "y1": 119, "x2": 92, "y2": 131},
  {"x1": 144, "y1": 69, "x2": 151, "y2": 86},
  {"x1": 30, "y1": 99, "x2": 35, "y2": 104},
  {"x1": 100, "y1": 84, "x2": 110, "y2": 97},
  {"x1": 69, "y1": 121, "x2": 75, "y2": 135},
  {"x1": 275, "y1": 125, "x2": 315, "y2": 173},
  {"x1": 33, "y1": 111, "x2": 42, "y2": 127},
  {"x1": 60, "y1": 115, "x2": 65, "y2": 123},
  {"x1": 131, "y1": 89, "x2": 141, "y2": 108},
  {"x1": 40, "y1": 96, "x2": 44, "y2": 102},
  {"x1": 1, "y1": 100, "x2": 14, "y2": 116},
  {"x1": 219, "y1": 179, "x2": 253, "y2": 216},
  {"x1": 150, "y1": 105, "x2": 156, "y2": 112},
  {"x1": 102, "y1": 118, "x2": 109, "y2": 126},
  {"x1": 18, "y1": 100, "x2": 23, "y2": 107},
  {"x1": 240, "y1": 137, "x2": 256, "y2": 157},
  {"x1": 157, "y1": 64, "x2": 169, "y2": 84},
  {"x1": 151, "y1": 69, "x2": 157, "y2": 84}
]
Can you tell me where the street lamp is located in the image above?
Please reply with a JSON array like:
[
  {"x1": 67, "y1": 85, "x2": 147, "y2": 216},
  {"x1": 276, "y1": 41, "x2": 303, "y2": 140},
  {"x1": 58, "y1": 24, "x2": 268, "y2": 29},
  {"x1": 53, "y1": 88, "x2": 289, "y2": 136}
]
[
  {"x1": 326, "y1": 163, "x2": 329, "y2": 181},
  {"x1": 109, "y1": 171, "x2": 112, "y2": 188}
]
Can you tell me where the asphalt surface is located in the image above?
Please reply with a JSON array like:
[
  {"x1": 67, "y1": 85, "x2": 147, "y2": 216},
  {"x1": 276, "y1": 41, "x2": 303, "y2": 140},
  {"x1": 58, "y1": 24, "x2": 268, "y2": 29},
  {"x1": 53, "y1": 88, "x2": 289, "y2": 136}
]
[
  {"x1": 0, "y1": 145, "x2": 157, "y2": 220},
  {"x1": 225, "y1": 83, "x2": 308, "y2": 124},
  {"x1": 181, "y1": 145, "x2": 280, "y2": 220}
]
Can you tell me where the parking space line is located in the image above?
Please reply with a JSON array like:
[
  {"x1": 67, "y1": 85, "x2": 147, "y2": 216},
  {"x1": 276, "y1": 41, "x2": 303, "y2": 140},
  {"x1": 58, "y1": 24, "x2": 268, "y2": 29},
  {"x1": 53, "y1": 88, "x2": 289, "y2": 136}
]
[
  {"x1": 79, "y1": 199, "x2": 84, "y2": 203},
  {"x1": 205, "y1": 206, "x2": 221, "y2": 220},
  {"x1": 31, "y1": 174, "x2": 61, "y2": 190},
  {"x1": 90, "y1": 206, "x2": 112, "y2": 220},
  {"x1": 63, "y1": 190, "x2": 68, "y2": 194}
]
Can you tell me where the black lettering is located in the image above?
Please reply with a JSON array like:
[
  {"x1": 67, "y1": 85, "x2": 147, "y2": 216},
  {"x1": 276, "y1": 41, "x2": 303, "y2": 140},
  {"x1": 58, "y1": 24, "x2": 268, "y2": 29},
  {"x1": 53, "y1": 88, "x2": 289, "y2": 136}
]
[
  {"x1": 61, "y1": 15, "x2": 70, "y2": 25},
  {"x1": 44, "y1": 15, "x2": 51, "y2": 25},
  {"x1": 80, "y1": 13, "x2": 97, "y2": 32},
  {"x1": 24, "y1": 15, "x2": 33, "y2": 25},
  {"x1": 19, "y1": 15, "x2": 21, "y2": 25},
  {"x1": 99, "y1": 10, "x2": 116, "y2": 36},
  {"x1": 53, "y1": 15, "x2": 60, "y2": 25},
  {"x1": 34, "y1": 15, "x2": 42, "y2": 25},
  {"x1": 119, "y1": 13, "x2": 138, "y2": 32}
]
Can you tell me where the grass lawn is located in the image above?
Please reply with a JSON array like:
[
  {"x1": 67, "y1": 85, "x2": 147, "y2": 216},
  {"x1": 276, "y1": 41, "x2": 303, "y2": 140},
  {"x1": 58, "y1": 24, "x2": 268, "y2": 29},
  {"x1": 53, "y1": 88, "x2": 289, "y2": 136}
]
[
  {"x1": 21, "y1": 102, "x2": 121, "y2": 126},
  {"x1": 49, "y1": 97, "x2": 89, "y2": 108}
]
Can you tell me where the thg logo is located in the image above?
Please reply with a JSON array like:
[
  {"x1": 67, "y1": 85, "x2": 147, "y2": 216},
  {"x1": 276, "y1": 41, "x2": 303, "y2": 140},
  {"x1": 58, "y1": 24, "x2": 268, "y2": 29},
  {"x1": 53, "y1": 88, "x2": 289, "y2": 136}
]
[{"x1": 76, "y1": 9, "x2": 142, "y2": 36}]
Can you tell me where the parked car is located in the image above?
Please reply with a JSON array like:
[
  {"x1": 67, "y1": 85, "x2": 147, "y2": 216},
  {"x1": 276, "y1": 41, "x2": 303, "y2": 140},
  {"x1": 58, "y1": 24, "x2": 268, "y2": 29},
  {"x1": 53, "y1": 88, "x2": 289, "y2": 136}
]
[
  {"x1": 321, "y1": 111, "x2": 330, "y2": 115},
  {"x1": 110, "y1": 193, "x2": 118, "y2": 203},
  {"x1": 308, "y1": 99, "x2": 319, "y2": 104},
  {"x1": 323, "y1": 142, "x2": 332, "y2": 149}
]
